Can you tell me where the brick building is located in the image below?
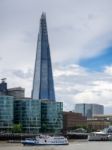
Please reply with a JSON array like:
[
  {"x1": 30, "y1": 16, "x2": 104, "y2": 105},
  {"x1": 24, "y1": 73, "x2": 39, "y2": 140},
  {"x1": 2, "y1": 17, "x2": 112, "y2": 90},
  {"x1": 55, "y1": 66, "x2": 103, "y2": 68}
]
[{"x1": 63, "y1": 111, "x2": 87, "y2": 132}]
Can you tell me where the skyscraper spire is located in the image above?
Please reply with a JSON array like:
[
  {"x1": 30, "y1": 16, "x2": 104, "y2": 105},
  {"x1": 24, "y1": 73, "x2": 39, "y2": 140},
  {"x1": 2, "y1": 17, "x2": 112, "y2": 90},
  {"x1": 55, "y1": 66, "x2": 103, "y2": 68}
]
[{"x1": 32, "y1": 13, "x2": 55, "y2": 101}]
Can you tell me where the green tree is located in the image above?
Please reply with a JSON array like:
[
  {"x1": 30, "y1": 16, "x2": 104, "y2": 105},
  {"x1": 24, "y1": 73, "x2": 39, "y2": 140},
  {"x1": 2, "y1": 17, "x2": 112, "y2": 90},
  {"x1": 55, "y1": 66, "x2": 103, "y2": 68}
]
[
  {"x1": 12, "y1": 123, "x2": 23, "y2": 133},
  {"x1": 41, "y1": 123, "x2": 48, "y2": 133}
]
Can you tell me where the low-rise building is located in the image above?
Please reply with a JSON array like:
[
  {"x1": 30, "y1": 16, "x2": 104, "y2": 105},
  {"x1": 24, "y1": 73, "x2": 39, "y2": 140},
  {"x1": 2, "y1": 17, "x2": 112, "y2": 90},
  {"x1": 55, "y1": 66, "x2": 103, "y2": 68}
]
[
  {"x1": 87, "y1": 118, "x2": 110, "y2": 131},
  {"x1": 63, "y1": 111, "x2": 87, "y2": 132},
  {"x1": 93, "y1": 115, "x2": 112, "y2": 123}
]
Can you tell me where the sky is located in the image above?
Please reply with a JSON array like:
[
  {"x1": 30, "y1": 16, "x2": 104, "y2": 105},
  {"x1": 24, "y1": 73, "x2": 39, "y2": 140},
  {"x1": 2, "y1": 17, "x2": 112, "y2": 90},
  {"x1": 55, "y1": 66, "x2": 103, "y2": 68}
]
[{"x1": 0, "y1": 0, "x2": 112, "y2": 114}]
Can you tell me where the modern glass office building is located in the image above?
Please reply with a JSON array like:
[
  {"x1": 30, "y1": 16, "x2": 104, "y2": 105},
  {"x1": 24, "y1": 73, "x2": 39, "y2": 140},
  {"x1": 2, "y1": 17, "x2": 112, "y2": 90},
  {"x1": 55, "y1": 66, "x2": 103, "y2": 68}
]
[
  {"x1": 41, "y1": 100, "x2": 63, "y2": 133},
  {"x1": 32, "y1": 13, "x2": 55, "y2": 101},
  {"x1": 0, "y1": 96, "x2": 13, "y2": 131},
  {"x1": 75, "y1": 103, "x2": 104, "y2": 118},
  {"x1": 14, "y1": 98, "x2": 41, "y2": 133},
  {"x1": 14, "y1": 99, "x2": 63, "y2": 133}
]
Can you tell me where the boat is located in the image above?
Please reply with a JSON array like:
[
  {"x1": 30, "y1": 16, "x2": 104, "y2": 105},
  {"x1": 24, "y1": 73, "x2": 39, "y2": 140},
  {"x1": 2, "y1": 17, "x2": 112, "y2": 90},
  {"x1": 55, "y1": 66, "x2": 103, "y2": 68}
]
[
  {"x1": 88, "y1": 126, "x2": 112, "y2": 141},
  {"x1": 21, "y1": 135, "x2": 69, "y2": 145},
  {"x1": 67, "y1": 128, "x2": 88, "y2": 139}
]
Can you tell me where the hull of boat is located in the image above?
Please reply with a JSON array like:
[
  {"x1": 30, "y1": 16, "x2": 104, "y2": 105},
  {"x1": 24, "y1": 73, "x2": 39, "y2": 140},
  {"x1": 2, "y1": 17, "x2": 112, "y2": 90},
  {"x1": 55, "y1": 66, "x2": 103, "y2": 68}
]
[
  {"x1": 88, "y1": 134, "x2": 112, "y2": 141},
  {"x1": 22, "y1": 142, "x2": 69, "y2": 146}
]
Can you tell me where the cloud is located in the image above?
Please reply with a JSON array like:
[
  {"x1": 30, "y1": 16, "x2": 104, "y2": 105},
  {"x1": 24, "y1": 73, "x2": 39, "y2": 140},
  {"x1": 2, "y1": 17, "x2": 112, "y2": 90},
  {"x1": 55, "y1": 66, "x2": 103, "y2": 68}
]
[
  {"x1": 0, "y1": 63, "x2": 112, "y2": 114},
  {"x1": 0, "y1": 0, "x2": 112, "y2": 66},
  {"x1": 104, "y1": 66, "x2": 112, "y2": 75},
  {"x1": 54, "y1": 64, "x2": 112, "y2": 113},
  {"x1": 12, "y1": 69, "x2": 33, "y2": 79}
]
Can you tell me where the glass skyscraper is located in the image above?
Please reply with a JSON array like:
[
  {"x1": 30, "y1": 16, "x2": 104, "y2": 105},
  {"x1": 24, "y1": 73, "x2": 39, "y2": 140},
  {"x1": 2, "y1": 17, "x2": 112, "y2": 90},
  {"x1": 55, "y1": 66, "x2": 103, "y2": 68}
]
[{"x1": 32, "y1": 13, "x2": 55, "y2": 101}]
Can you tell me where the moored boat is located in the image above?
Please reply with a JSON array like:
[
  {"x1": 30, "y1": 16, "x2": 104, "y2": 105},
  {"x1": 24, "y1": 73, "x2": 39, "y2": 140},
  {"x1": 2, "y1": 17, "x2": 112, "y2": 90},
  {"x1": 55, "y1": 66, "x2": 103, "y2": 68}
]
[
  {"x1": 21, "y1": 135, "x2": 69, "y2": 145},
  {"x1": 88, "y1": 126, "x2": 112, "y2": 141}
]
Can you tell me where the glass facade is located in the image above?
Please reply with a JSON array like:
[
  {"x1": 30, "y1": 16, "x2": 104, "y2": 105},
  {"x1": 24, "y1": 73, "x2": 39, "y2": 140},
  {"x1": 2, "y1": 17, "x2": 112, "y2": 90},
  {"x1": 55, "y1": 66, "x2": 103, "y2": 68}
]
[
  {"x1": 41, "y1": 100, "x2": 63, "y2": 133},
  {"x1": 0, "y1": 96, "x2": 13, "y2": 131},
  {"x1": 75, "y1": 103, "x2": 104, "y2": 118},
  {"x1": 32, "y1": 13, "x2": 55, "y2": 101},
  {"x1": 0, "y1": 96, "x2": 63, "y2": 133},
  {"x1": 14, "y1": 98, "x2": 41, "y2": 133}
]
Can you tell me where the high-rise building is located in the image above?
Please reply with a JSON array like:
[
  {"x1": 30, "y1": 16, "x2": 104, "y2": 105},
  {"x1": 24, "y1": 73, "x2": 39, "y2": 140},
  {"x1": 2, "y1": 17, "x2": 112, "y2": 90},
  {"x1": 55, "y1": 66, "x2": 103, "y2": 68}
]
[
  {"x1": 32, "y1": 13, "x2": 55, "y2": 101},
  {"x1": 75, "y1": 103, "x2": 104, "y2": 118}
]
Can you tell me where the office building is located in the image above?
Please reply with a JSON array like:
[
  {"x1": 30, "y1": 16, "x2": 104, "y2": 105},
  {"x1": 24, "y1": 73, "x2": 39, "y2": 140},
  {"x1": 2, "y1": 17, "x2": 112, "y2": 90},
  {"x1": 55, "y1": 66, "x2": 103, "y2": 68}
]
[
  {"x1": 14, "y1": 99, "x2": 63, "y2": 133},
  {"x1": 41, "y1": 100, "x2": 63, "y2": 133},
  {"x1": 0, "y1": 96, "x2": 13, "y2": 132},
  {"x1": 75, "y1": 103, "x2": 104, "y2": 118},
  {"x1": 14, "y1": 98, "x2": 41, "y2": 133},
  {"x1": 32, "y1": 13, "x2": 55, "y2": 101}
]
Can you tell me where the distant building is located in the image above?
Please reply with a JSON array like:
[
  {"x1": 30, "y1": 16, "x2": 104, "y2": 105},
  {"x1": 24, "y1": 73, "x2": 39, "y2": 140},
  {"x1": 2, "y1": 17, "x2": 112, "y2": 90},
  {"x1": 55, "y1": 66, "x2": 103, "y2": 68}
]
[
  {"x1": 87, "y1": 118, "x2": 110, "y2": 131},
  {"x1": 0, "y1": 96, "x2": 13, "y2": 132},
  {"x1": 14, "y1": 98, "x2": 41, "y2": 133},
  {"x1": 0, "y1": 79, "x2": 25, "y2": 98},
  {"x1": 0, "y1": 79, "x2": 8, "y2": 95},
  {"x1": 87, "y1": 114, "x2": 112, "y2": 131},
  {"x1": 93, "y1": 115, "x2": 112, "y2": 123},
  {"x1": 41, "y1": 100, "x2": 63, "y2": 133},
  {"x1": 63, "y1": 111, "x2": 87, "y2": 132},
  {"x1": 75, "y1": 103, "x2": 104, "y2": 118},
  {"x1": 8, "y1": 87, "x2": 25, "y2": 98}
]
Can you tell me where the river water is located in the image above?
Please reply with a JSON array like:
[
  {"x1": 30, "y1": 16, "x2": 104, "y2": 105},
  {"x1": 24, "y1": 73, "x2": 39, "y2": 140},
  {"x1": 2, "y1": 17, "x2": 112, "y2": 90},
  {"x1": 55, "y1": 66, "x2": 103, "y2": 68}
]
[{"x1": 0, "y1": 141, "x2": 112, "y2": 150}]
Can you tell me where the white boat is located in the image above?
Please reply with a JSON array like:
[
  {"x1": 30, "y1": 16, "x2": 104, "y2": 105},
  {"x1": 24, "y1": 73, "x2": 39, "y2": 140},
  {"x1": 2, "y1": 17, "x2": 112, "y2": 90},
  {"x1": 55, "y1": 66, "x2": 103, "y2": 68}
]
[
  {"x1": 21, "y1": 135, "x2": 69, "y2": 145},
  {"x1": 88, "y1": 126, "x2": 112, "y2": 141}
]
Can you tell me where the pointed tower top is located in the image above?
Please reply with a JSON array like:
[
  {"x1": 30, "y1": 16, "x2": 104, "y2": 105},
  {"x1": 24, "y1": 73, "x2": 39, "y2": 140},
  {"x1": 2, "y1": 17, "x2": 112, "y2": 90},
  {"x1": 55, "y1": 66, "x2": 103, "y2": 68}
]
[{"x1": 41, "y1": 12, "x2": 46, "y2": 20}]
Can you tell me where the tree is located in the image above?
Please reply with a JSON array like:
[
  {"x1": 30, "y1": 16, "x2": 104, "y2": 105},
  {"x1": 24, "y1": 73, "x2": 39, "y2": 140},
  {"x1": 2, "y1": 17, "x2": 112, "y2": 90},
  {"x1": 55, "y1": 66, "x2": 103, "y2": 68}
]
[{"x1": 12, "y1": 123, "x2": 23, "y2": 133}]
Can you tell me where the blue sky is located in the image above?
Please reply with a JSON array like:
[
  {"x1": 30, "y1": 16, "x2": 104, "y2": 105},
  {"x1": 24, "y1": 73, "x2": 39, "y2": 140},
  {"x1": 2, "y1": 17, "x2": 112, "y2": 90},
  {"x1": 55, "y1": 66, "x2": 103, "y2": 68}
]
[{"x1": 79, "y1": 47, "x2": 112, "y2": 71}]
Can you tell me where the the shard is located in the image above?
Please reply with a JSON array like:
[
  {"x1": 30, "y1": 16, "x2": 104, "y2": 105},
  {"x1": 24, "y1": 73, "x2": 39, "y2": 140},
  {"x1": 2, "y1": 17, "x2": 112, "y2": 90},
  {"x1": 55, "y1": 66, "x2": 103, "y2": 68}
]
[{"x1": 32, "y1": 13, "x2": 55, "y2": 101}]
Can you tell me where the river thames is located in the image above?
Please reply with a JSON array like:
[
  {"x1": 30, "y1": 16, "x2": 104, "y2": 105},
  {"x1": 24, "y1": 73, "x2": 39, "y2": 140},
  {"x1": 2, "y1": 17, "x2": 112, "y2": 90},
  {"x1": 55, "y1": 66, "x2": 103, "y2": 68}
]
[{"x1": 0, "y1": 141, "x2": 112, "y2": 150}]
